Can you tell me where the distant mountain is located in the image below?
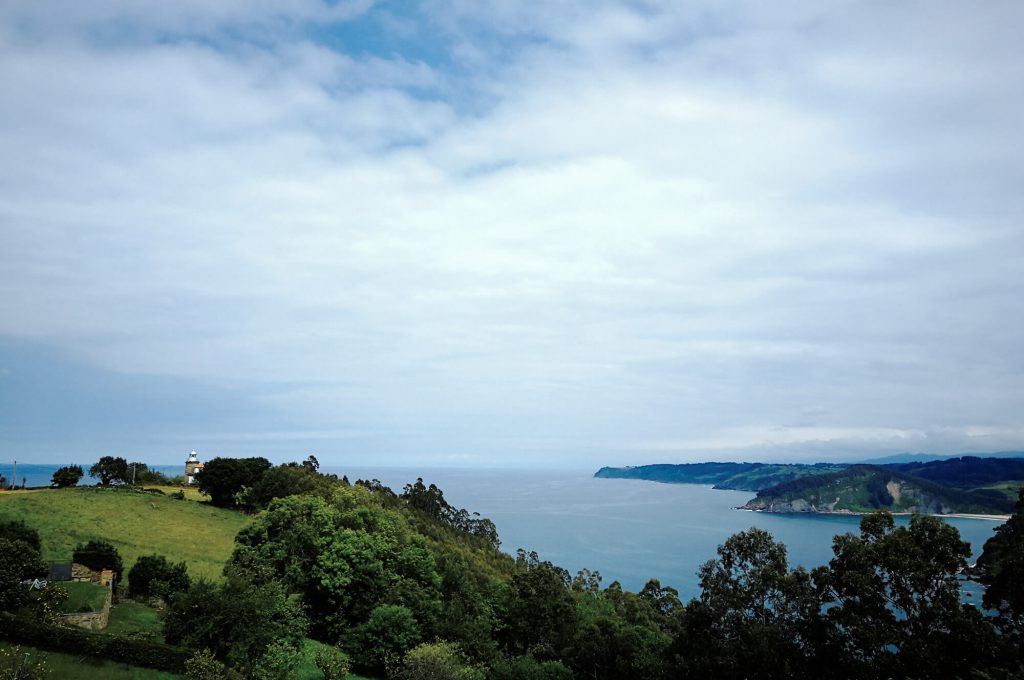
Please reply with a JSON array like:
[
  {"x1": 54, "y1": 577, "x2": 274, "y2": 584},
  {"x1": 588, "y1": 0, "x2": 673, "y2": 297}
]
[
  {"x1": 594, "y1": 462, "x2": 845, "y2": 492},
  {"x1": 860, "y1": 451, "x2": 1024, "y2": 465},
  {"x1": 742, "y1": 464, "x2": 1017, "y2": 516}
]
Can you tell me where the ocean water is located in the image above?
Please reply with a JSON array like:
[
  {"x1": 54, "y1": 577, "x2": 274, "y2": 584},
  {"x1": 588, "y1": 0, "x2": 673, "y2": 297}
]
[{"x1": 5, "y1": 463, "x2": 1005, "y2": 601}]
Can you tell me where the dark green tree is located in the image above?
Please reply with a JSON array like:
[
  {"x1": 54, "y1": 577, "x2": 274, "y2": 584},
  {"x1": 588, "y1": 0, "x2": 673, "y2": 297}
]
[
  {"x1": 675, "y1": 528, "x2": 819, "y2": 680},
  {"x1": 815, "y1": 512, "x2": 1006, "y2": 679},
  {"x1": 345, "y1": 604, "x2": 421, "y2": 676},
  {"x1": 72, "y1": 539, "x2": 124, "y2": 582},
  {"x1": 51, "y1": 464, "x2": 84, "y2": 488},
  {"x1": 164, "y1": 572, "x2": 307, "y2": 676},
  {"x1": 0, "y1": 519, "x2": 41, "y2": 552},
  {"x1": 89, "y1": 456, "x2": 129, "y2": 486},
  {"x1": 247, "y1": 461, "x2": 336, "y2": 509},
  {"x1": 0, "y1": 536, "x2": 47, "y2": 611},
  {"x1": 128, "y1": 554, "x2": 190, "y2": 599},
  {"x1": 498, "y1": 551, "x2": 579, "y2": 658},
  {"x1": 976, "y1": 486, "x2": 1024, "y2": 642},
  {"x1": 195, "y1": 456, "x2": 271, "y2": 508}
]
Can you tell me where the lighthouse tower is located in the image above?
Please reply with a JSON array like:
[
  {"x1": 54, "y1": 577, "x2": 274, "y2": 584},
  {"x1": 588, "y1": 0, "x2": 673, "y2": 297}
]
[{"x1": 185, "y1": 449, "x2": 204, "y2": 484}]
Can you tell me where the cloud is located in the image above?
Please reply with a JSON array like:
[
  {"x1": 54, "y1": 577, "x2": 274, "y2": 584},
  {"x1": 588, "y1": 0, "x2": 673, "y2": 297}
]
[{"x1": 1, "y1": 1, "x2": 1022, "y2": 465}]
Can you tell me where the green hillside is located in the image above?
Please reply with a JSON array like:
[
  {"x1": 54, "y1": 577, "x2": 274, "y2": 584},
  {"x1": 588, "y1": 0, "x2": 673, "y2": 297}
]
[
  {"x1": 0, "y1": 487, "x2": 251, "y2": 583},
  {"x1": 595, "y1": 462, "x2": 845, "y2": 491},
  {"x1": 743, "y1": 465, "x2": 1015, "y2": 515}
]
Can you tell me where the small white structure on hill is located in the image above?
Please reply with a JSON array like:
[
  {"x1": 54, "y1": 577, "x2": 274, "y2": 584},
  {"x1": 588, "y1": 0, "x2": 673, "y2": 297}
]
[{"x1": 185, "y1": 449, "x2": 204, "y2": 484}]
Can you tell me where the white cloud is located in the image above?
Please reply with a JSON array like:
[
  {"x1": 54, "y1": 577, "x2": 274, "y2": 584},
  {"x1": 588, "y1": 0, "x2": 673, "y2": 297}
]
[{"x1": 1, "y1": 1, "x2": 1022, "y2": 464}]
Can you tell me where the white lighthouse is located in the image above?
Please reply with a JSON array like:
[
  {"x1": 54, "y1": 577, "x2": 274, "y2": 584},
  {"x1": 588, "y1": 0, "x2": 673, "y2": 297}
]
[{"x1": 185, "y1": 449, "x2": 204, "y2": 484}]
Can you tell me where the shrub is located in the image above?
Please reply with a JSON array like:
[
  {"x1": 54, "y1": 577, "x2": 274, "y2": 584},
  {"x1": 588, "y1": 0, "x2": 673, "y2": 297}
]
[
  {"x1": 252, "y1": 640, "x2": 303, "y2": 680},
  {"x1": 184, "y1": 649, "x2": 243, "y2": 680},
  {"x1": 314, "y1": 647, "x2": 350, "y2": 680},
  {"x1": 0, "y1": 644, "x2": 48, "y2": 680},
  {"x1": 128, "y1": 555, "x2": 190, "y2": 600},
  {"x1": 392, "y1": 642, "x2": 485, "y2": 680}
]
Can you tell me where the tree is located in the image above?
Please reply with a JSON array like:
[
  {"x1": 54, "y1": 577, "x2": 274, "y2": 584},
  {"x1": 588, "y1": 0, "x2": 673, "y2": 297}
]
[
  {"x1": 345, "y1": 604, "x2": 421, "y2": 676},
  {"x1": 165, "y1": 573, "x2": 307, "y2": 676},
  {"x1": 0, "y1": 520, "x2": 41, "y2": 552},
  {"x1": 815, "y1": 512, "x2": 1005, "y2": 679},
  {"x1": 0, "y1": 536, "x2": 47, "y2": 612},
  {"x1": 128, "y1": 554, "x2": 190, "y2": 600},
  {"x1": 976, "y1": 486, "x2": 1024, "y2": 642},
  {"x1": 675, "y1": 528, "x2": 818, "y2": 680},
  {"x1": 51, "y1": 465, "x2": 84, "y2": 488},
  {"x1": 89, "y1": 456, "x2": 129, "y2": 486},
  {"x1": 195, "y1": 457, "x2": 272, "y2": 508},
  {"x1": 498, "y1": 551, "x2": 578, "y2": 658},
  {"x1": 73, "y1": 539, "x2": 124, "y2": 583}
]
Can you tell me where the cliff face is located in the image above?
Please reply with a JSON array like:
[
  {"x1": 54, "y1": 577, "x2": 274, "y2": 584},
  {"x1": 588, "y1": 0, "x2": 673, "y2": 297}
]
[{"x1": 741, "y1": 466, "x2": 1009, "y2": 515}]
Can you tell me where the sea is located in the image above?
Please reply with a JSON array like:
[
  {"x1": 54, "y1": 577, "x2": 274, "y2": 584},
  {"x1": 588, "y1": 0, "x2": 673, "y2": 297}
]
[{"x1": 5, "y1": 463, "x2": 1005, "y2": 602}]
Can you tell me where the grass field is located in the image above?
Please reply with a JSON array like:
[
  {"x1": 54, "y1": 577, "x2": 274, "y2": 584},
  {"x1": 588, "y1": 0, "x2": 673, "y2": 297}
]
[
  {"x1": 0, "y1": 643, "x2": 182, "y2": 679},
  {"x1": 59, "y1": 582, "x2": 109, "y2": 613},
  {"x1": 106, "y1": 601, "x2": 164, "y2": 640},
  {"x1": 0, "y1": 487, "x2": 251, "y2": 584}
]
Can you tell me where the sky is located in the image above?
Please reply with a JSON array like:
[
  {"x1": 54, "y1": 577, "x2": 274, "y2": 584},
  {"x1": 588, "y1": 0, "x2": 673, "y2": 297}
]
[{"x1": 1, "y1": 1, "x2": 1023, "y2": 468}]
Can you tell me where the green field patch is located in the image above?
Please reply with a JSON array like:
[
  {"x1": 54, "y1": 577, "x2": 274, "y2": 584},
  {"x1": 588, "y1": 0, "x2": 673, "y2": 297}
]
[
  {"x1": 0, "y1": 487, "x2": 251, "y2": 584},
  {"x1": 59, "y1": 582, "x2": 109, "y2": 613},
  {"x1": 106, "y1": 601, "x2": 164, "y2": 640}
]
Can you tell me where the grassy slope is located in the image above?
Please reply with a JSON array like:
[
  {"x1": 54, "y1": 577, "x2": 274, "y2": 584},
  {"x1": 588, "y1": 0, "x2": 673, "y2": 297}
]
[
  {"x1": 0, "y1": 487, "x2": 251, "y2": 583},
  {"x1": 105, "y1": 602, "x2": 164, "y2": 640}
]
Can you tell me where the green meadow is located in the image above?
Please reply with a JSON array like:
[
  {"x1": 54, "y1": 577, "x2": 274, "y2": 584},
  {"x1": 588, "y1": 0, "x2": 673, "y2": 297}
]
[{"x1": 0, "y1": 487, "x2": 251, "y2": 583}]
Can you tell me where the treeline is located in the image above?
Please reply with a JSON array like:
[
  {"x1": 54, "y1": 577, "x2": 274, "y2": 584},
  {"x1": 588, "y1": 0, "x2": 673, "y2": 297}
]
[
  {"x1": 169, "y1": 470, "x2": 1024, "y2": 679},
  {"x1": 887, "y1": 455, "x2": 1024, "y2": 489},
  {"x1": 48, "y1": 457, "x2": 186, "y2": 488}
]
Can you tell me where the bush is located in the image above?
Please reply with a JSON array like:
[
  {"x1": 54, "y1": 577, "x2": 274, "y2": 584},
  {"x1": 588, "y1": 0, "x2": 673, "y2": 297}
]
[
  {"x1": 0, "y1": 644, "x2": 48, "y2": 680},
  {"x1": 184, "y1": 649, "x2": 243, "y2": 680},
  {"x1": 171, "y1": 490, "x2": 186, "y2": 500},
  {"x1": 72, "y1": 539, "x2": 124, "y2": 583},
  {"x1": 314, "y1": 647, "x2": 350, "y2": 680},
  {"x1": 128, "y1": 554, "x2": 190, "y2": 600},
  {"x1": 252, "y1": 640, "x2": 303, "y2": 680},
  {"x1": 392, "y1": 642, "x2": 485, "y2": 680}
]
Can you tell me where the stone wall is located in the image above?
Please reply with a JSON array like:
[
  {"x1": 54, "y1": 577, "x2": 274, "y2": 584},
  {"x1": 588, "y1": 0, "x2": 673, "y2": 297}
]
[{"x1": 61, "y1": 584, "x2": 112, "y2": 631}]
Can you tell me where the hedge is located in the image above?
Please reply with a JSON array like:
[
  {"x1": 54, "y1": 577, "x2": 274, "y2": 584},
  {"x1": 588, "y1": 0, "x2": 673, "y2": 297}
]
[{"x1": 0, "y1": 612, "x2": 189, "y2": 672}]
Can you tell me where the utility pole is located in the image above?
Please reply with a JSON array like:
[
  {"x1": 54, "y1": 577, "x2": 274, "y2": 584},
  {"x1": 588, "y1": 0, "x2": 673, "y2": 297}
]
[
  {"x1": 132, "y1": 462, "x2": 136, "y2": 486},
  {"x1": 11, "y1": 460, "x2": 15, "y2": 490}
]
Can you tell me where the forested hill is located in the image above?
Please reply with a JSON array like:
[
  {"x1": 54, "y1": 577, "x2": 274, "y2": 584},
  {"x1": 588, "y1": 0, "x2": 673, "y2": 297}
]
[
  {"x1": 742, "y1": 465, "x2": 1017, "y2": 515},
  {"x1": 594, "y1": 462, "x2": 845, "y2": 491},
  {"x1": 883, "y1": 456, "x2": 1024, "y2": 491}
]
